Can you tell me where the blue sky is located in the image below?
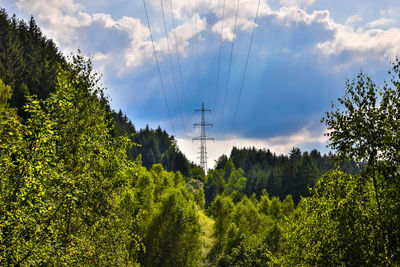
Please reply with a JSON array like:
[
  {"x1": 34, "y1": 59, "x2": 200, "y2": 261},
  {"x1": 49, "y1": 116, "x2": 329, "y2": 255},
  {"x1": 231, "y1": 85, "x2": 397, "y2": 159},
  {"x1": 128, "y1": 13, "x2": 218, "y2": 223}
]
[{"x1": 2, "y1": 0, "x2": 400, "y2": 167}]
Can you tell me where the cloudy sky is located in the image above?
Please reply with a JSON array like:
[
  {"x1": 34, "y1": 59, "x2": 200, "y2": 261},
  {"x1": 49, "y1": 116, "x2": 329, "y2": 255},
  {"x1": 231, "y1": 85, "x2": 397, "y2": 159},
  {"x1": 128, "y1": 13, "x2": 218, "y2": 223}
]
[{"x1": 2, "y1": 0, "x2": 400, "y2": 167}]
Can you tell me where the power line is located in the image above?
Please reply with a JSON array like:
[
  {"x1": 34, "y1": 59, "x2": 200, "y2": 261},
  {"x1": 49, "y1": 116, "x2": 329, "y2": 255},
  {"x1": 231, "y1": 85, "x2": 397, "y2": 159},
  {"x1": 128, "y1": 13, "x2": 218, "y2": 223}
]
[
  {"x1": 159, "y1": 0, "x2": 189, "y2": 137},
  {"x1": 211, "y1": 0, "x2": 226, "y2": 139},
  {"x1": 142, "y1": 0, "x2": 176, "y2": 137},
  {"x1": 194, "y1": 0, "x2": 200, "y2": 98},
  {"x1": 169, "y1": 0, "x2": 186, "y2": 104},
  {"x1": 218, "y1": 0, "x2": 240, "y2": 134},
  {"x1": 225, "y1": 0, "x2": 261, "y2": 155}
]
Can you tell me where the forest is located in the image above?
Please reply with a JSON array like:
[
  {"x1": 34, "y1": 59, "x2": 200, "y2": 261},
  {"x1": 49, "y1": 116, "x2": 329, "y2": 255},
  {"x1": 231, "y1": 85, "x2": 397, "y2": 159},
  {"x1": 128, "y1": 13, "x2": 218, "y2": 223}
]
[{"x1": 1, "y1": 9, "x2": 400, "y2": 266}]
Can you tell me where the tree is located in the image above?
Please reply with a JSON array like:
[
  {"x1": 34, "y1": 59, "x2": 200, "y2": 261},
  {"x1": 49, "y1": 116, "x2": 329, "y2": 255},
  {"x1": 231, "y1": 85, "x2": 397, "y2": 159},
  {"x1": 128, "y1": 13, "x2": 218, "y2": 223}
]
[
  {"x1": 245, "y1": 165, "x2": 268, "y2": 197},
  {"x1": 0, "y1": 10, "x2": 24, "y2": 90},
  {"x1": 208, "y1": 195, "x2": 234, "y2": 259},
  {"x1": 289, "y1": 147, "x2": 301, "y2": 161},
  {"x1": 144, "y1": 188, "x2": 202, "y2": 267},
  {"x1": 189, "y1": 164, "x2": 206, "y2": 182},
  {"x1": 204, "y1": 169, "x2": 225, "y2": 207},
  {"x1": 282, "y1": 195, "x2": 294, "y2": 217},
  {"x1": 215, "y1": 154, "x2": 228, "y2": 170},
  {"x1": 230, "y1": 196, "x2": 262, "y2": 244},
  {"x1": 284, "y1": 170, "x2": 380, "y2": 266},
  {"x1": 259, "y1": 190, "x2": 271, "y2": 216},
  {"x1": 223, "y1": 159, "x2": 235, "y2": 182},
  {"x1": 280, "y1": 153, "x2": 319, "y2": 204},
  {"x1": 269, "y1": 197, "x2": 282, "y2": 220},
  {"x1": 322, "y1": 66, "x2": 400, "y2": 263},
  {"x1": 0, "y1": 54, "x2": 144, "y2": 264},
  {"x1": 224, "y1": 169, "x2": 247, "y2": 197}
]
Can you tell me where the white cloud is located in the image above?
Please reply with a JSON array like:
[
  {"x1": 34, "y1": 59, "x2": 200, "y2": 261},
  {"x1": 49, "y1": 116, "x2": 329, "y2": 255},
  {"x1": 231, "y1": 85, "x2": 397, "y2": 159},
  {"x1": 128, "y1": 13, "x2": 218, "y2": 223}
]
[
  {"x1": 155, "y1": 13, "x2": 207, "y2": 59},
  {"x1": 266, "y1": 6, "x2": 400, "y2": 65},
  {"x1": 280, "y1": 0, "x2": 315, "y2": 8},
  {"x1": 15, "y1": 0, "x2": 92, "y2": 44},
  {"x1": 15, "y1": 0, "x2": 209, "y2": 72},
  {"x1": 152, "y1": 0, "x2": 271, "y2": 42},
  {"x1": 366, "y1": 18, "x2": 395, "y2": 28},
  {"x1": 346, "y1": 15, "x2": 362, "y2": 25},
  {"x1": 268, "y1": 6, "x2": 336, "y2": 33},
  {"x1": 317, "y1": 26, "x2": 400, "y2": 62},
  {"x1": 15, "y1": 0, "x2": 400, "y2": 72},
  {"x1": 90, "y1": 13, "x2": 153, "y2": 69}
]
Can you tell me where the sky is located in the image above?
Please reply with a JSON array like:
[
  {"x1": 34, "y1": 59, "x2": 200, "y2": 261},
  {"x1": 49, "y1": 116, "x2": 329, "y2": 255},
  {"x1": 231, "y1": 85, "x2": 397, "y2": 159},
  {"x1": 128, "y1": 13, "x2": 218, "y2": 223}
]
[{"x1": 2, "y1": 0, "x2": 400, "y2": 169}]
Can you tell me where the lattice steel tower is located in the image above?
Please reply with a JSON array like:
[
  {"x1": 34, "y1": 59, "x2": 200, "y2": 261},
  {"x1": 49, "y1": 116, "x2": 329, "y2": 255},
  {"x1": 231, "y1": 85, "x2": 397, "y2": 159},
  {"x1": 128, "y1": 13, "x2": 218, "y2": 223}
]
[{"x1": 193, "y1": 102, "x2": 214, "y2": 172}]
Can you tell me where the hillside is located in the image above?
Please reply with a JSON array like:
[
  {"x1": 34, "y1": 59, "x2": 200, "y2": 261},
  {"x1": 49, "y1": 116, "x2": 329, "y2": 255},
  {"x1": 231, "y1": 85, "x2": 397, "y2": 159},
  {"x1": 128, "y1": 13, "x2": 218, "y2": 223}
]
[{"x1": 1, "y1": 9, "x2": 399, "y2": 266}]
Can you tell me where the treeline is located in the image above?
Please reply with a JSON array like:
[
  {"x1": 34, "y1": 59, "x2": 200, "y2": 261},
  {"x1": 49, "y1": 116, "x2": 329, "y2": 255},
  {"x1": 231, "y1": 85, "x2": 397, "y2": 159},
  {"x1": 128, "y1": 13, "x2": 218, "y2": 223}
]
[
  {"x1": 209, "y1": 146, "x2": 358, "y2": 205},
  {"x1": 0, "y1": 9, "x2": 64, "y2": 114},
  {"x1": 112, "y1": 110, "x2": 201, "y2": 177}
]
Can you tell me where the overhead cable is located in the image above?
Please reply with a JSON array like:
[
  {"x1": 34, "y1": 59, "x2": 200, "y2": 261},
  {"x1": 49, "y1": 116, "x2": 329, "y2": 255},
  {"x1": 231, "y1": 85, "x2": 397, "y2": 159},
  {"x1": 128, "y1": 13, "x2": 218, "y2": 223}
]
[
  {"x1": 142, "y1": 0, "x2": 176, "y2": 137},
  {"x1": 169, "y1": 0, "x2": 187, "y2": 104},
  {"x1": 211, "y1": 0, "x2": 226, "y2": 139},
  {"x1": 194, "y1": 0, "x2": 200, "y2": 98},
  {"x1": 160, "y1": 0, "x2": 189, "y2": 137},
  {"x1": 225, "y1": 0, "x2": 261, "y2": 154},
  {"x1": 218, "y1": 0, "x2": 240, "y2": 134}
]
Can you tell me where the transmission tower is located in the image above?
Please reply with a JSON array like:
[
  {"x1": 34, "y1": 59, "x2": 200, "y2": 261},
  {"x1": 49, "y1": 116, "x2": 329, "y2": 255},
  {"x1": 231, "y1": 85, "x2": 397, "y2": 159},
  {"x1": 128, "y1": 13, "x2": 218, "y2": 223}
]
[{"x1": 193, "y1": 102, "x2": 214, "y2": 173}]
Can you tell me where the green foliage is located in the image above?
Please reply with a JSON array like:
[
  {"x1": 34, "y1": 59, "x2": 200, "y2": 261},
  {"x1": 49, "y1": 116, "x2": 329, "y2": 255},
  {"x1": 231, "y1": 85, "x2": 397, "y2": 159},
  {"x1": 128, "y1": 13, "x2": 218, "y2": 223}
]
[
  {"x1": 259, "y1": 191, "x2": 271, "y2": 216},
  {"x1": 223, "y1": 158, "x2": 235, "y2": 181},
  {"x1": 224, "y1": 168, "x2": 247, "y2": 197},
  {"x1": 224, "y1": 146, "x2": 357, "y2": 204},
  {"x1": 283, "y1": 170, "x2": 380, "y2": 265},
  {"x1": 0, "y1": 14, "x2": 206, "y2": 265},
  {"x1": 0, "y1": 79, "x2": 12, "y2": 109},
  {"x1": 282, "y1": 194, "x2": 294, "y2": 217},
  {"x1": 322, "y1": 62, "x2": 400, "y2": 263},
  {"x1": 125, "y1": 163, "x2": 204, "y2": 266},
  {"x1": 128, "y1": 125, "x2": 192, "y2": 177},
  {"x1": 214, "y1": 154, "x2": 228, "y2": 170},
  {"x1": 144, "y1": 187, "x2": 202, "y2": 266},
  {"x1": 0, "y1": 54, "x2": 206, "y2": 265},
  {"x1": 268, "y1": 197, "x2": 282, "y2": 220},
  {"x1": 204, "y1": 169, "x2": 226, "y2": 207},
  {"x1": 281, "y1": 152, "x2": 319, "y2": 203},
  {"x1": 0, "y1": 8, "x2": 193, "y2": 178},
  {"x1": 277, "y1": 62, "x2": 400, "y2": 266},
  {"x1": 230, "y1": 196, "x2": 262, "y2": 242},
  {"x1": 111, "y1": 109, "x2": 136, "y2": 137},
  {"x1": 323, "y1": 70, "x2": 385, "y2": 164},
  {"x1": 0, "y1": 55, "x2": 143, "y2": 264},
  {"x1": 207, "y1": 187, "x2": 294, "y2": 266},
  {"x1": 217, "y1": 242, "x2": 271, "y2": 267},
  {"x1": 187, "y1": 178, "x2": 205, "y2": 208},
  {"x1": 190, "y1": 163, "x2": 206, "y2": 182},
  {"x1": 245, "y1": 164, "x2": 269, "y2": 197},
  {"x1": 208, "y1": 195, "x2": 234, "y2": 258},
  {"x1": 0, "y1": 9, "x2": 64, "y2": 117}
]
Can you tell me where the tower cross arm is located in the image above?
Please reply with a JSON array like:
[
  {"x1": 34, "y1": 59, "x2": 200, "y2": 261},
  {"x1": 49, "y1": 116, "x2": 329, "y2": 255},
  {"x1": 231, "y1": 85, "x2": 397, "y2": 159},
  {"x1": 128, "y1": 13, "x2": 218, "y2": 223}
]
[
  {"x1": 192, "y1": 137, "x2": 214, "y2": 141},
  {"x1": 193, "y1": 123, "x2": 213, "y2": 127}
]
